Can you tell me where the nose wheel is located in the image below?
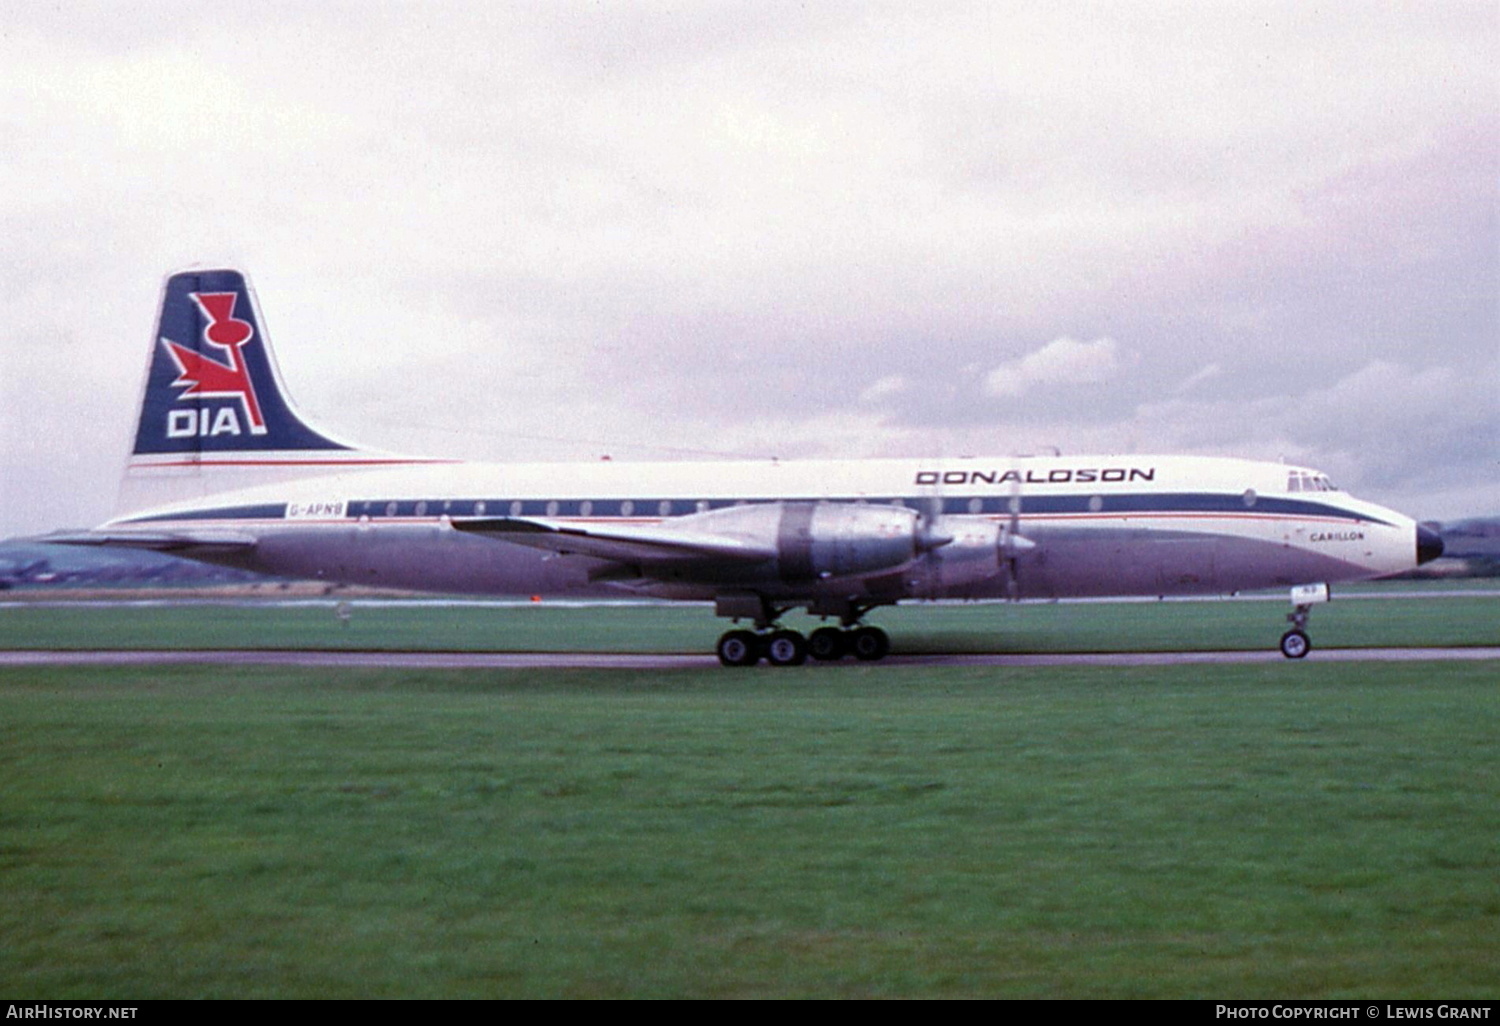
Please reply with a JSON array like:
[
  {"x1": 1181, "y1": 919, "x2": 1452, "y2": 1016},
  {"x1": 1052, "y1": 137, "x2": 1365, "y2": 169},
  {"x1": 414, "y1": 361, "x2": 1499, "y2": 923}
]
[{"x1": 1279, "y1": 603, "x2": 1314, "y2": 659}]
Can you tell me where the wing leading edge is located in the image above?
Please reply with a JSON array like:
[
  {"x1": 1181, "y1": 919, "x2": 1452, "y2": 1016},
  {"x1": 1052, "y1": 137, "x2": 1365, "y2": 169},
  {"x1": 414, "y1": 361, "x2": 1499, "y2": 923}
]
[{"x1": 453, "y1": 516, "x2": 778, "y2": 565}]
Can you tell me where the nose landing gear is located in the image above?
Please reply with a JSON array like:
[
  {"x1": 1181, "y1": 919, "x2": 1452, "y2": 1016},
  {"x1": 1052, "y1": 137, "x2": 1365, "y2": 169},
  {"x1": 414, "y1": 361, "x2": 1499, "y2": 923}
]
[{"x1": 1278, "y1": 583, "x2": 1328, "y2": 659}]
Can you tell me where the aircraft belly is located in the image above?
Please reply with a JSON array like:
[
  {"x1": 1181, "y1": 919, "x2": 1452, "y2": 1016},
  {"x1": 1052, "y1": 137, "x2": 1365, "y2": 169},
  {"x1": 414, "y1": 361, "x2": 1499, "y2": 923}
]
[
  {"x1": 1017, "y1": 526, "x2": 1186, "y2": 598},
  {"x1": 1017, "y1": 523, "x2": 1375, "y2": 599},
  {"x1": 248, "y1": 525, "x2": 610, "y2": 596}
]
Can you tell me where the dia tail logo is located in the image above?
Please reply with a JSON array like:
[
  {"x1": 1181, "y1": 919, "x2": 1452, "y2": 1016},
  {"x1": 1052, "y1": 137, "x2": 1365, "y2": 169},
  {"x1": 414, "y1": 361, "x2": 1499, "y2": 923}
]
[{"x1": 160, "y1": 291, "x2": 267, "y2": 437}]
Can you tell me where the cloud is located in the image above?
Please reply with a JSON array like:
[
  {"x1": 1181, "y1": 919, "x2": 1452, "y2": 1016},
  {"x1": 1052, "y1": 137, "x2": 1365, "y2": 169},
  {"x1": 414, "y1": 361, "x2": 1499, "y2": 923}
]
[
  {"x1": 983, "y1": 338, "x2": 1127, "y2": 398},
  {"x1": 1174, "y1": 362, "x2": 1223, "y2": 394},
  {"x1": 1122, "y1": 357, "x2": 1500, "y2": 509},
  {"x1": 858, "y1": 375, "x2": 908, "y2": 405}
]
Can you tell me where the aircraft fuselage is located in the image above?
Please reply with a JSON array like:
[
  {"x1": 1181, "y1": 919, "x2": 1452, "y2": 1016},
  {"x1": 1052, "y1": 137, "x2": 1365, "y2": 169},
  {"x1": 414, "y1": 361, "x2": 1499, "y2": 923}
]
[{"x1": 107, "y1": 453, "x2": 1423, "y2": 603}]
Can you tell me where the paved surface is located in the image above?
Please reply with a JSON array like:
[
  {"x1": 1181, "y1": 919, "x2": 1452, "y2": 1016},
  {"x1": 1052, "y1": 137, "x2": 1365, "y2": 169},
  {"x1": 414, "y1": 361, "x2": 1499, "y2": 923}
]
[{"x1": 3, "y1": 647, "x2": 1498, "y2": 669}]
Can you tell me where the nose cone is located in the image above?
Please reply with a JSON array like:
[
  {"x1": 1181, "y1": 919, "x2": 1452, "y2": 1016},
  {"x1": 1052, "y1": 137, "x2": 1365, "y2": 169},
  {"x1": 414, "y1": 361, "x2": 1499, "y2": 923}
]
[{"x1": 1416, "y1": 524, "x2": 1445, "y2": 565}]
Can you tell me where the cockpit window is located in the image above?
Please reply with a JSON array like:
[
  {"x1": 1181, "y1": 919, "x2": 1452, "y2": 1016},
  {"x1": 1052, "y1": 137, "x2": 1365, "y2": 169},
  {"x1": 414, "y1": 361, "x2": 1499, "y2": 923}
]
[{"x1": 1287, "y1": 472, "x2": 1339, "y2": 493}]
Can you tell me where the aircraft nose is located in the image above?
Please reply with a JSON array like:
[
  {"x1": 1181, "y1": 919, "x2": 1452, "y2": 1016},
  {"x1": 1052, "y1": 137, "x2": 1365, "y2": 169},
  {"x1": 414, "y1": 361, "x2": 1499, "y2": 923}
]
[{"x1": 1416, "y1": 524, "x2": 1445, "y2": 565}]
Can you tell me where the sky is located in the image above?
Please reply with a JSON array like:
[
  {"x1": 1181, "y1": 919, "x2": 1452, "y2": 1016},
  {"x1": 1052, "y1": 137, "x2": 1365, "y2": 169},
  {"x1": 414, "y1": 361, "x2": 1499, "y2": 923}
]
[{"x1": 2, "y1": 1, "x2": 1496, "y2": 537}]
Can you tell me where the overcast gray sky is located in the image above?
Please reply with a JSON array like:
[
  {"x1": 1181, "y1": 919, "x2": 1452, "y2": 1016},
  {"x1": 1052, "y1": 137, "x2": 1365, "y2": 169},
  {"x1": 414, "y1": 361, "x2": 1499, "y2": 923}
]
[{"x1": 2, "y1": 1, "x2": 1496, "y2": 537}]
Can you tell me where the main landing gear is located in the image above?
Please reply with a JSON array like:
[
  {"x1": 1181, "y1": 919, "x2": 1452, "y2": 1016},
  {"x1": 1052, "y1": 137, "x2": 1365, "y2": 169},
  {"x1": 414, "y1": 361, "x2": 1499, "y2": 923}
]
[
  {"x1": 715, "y1": 624, "x2": 891, "y2": 667},
  {"x1": 713, "y1": 596, "x2": 892, "y2": 667}
]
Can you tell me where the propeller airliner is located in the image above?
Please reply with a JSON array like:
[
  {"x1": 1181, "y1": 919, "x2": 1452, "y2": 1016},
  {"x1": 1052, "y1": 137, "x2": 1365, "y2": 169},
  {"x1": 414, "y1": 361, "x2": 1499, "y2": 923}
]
[{"x1": 53, "y1": 270, "x2": 1443, "y2": 664}]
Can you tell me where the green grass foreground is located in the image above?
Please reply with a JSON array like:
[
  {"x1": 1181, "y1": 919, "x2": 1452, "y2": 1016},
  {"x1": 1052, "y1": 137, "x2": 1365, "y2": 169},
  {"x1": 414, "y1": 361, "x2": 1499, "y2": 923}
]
[
  {"x1": 3, "y1": 589, "x2": 1498, "y2": 653},
  {"x1": 1, "y1": 662, "x2": 1495, "y2": 998}
]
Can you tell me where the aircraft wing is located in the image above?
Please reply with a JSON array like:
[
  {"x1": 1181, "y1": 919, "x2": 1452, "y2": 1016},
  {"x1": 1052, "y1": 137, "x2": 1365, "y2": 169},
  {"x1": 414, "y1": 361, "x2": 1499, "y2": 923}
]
[
  {"x1": 42, "y1": 529, "x2": 258, "y2": 554},
  {"x1": 452, "y1": 516, "x2": 777, "y2": 566}
]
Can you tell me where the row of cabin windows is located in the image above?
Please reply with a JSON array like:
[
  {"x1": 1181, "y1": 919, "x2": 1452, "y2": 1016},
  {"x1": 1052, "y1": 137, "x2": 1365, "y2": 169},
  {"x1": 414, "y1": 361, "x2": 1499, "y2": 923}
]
[
  {"x1": 348, "y1": 495, "x2": 1115, "y2": 519},
  {"x1": 362, "y1": 498, "x2": 730, "y2": 519}
]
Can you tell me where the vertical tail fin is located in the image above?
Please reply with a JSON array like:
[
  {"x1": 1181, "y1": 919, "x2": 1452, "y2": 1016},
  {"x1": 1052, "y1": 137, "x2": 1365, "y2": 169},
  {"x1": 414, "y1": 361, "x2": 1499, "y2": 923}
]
[
  {"x1": 131, "y1": 269, "x2": 349, "y2": 462},
  {"x1": 118, "y1": 269, "x2": 426, "y2": 516}
]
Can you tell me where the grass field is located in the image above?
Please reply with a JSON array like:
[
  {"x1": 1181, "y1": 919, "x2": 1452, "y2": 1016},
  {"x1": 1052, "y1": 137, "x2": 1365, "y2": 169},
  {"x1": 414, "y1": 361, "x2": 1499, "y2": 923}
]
[
  {"x1": 2, "y1": 658, "x2": 1496, "y2": 998},
  {"x1": 2, "y1": 592, "x2": 1496, "y2": 997}
]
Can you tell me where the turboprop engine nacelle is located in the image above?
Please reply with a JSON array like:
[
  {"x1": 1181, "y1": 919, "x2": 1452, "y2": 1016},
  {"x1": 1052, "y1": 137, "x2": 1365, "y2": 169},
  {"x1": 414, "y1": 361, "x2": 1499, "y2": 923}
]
[{"x1": 674, "y1": 501, "x2": 926, "y2": 581}]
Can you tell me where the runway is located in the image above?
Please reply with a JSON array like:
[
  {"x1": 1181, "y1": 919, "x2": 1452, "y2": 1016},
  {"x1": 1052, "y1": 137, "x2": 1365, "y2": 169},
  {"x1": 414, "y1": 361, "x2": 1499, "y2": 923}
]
[{"x1": 3, "y1": 647, "x2": 1498, "y2": 669}]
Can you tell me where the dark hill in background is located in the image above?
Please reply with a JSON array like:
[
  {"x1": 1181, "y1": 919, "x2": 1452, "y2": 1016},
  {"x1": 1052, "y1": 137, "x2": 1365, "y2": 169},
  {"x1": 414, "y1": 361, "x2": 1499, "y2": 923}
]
[
  {"x1": 1427, "y1": 516, "x2": 1500, "y2": 576},
  {"x1": 0, "y1": 538, "x2": 275, "y2": 590}
]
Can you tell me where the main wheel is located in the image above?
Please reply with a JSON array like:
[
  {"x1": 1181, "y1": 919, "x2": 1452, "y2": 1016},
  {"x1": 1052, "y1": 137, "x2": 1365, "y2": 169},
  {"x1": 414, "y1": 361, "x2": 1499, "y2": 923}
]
[
  {"x1": 849, "y1": 625, "x2": 890, "y2": 662},
  {"x1": 717, "y1": 629, "x2": 762, "y2": 667},
  {"x1": 1279, "y1": 629, "x2": 1311, "y2": 659},
  {"x1": 808, "y1": 626, "x2": 848, "y2": 661},
  {"x1": 764, "y1": 630, "x2": 808, "y2": 667}
]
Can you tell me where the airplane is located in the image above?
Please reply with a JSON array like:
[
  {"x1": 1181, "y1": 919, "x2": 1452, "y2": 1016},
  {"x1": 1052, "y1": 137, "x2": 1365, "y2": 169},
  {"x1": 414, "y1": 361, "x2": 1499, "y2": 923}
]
[{"x1": 51, "y1": 269, "x2": 1444, "y2": 665}]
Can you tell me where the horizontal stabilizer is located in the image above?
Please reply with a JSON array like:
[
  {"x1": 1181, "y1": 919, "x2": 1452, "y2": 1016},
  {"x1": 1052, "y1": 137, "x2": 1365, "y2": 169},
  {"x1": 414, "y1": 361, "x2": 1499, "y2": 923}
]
[
  {"x1": 43, "y1": 529, "x2": 258, "y2": 554},
  {"x1": 453, "y1": 516, "x2": 777, "y2": 565}
]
